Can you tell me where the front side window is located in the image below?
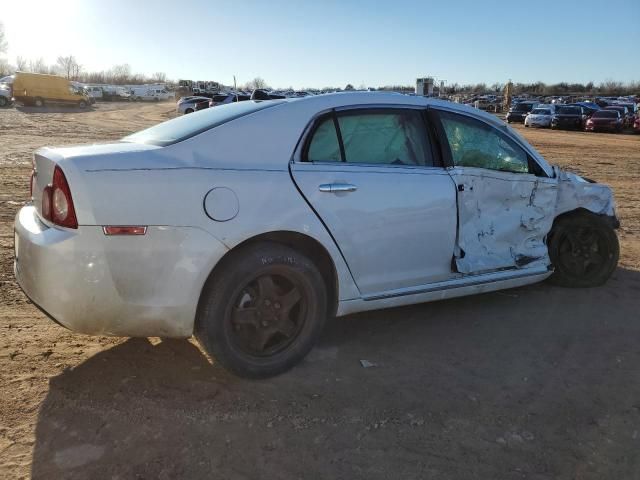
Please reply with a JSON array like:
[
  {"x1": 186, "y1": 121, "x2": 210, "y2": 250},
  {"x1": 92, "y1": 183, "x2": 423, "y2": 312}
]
[
  {"x1": 439, "y1": 111, "x2": 529, "y2": 174},
  {"x1": 305, "y1": 109, "x2": 433, "y2": 167}
]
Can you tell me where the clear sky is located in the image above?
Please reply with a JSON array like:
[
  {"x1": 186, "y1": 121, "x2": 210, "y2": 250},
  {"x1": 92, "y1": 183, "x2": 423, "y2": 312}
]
[{"x1": 2, "y1": 0, "x2": 639, "y2": 88}]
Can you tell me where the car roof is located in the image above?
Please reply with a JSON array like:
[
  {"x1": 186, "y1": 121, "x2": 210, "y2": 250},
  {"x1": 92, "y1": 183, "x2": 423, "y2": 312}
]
[{"x1": 277, "y1": 92, "x2": 506, "y2": 128}]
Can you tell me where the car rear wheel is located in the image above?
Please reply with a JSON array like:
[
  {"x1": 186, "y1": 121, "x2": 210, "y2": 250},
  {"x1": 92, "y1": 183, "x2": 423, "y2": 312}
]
[
  {"x1": 78, "y1": 100, "x2": 87, "y2": 108},
  {"x1": 34, "y1": 97, "x2": 44, "y2": 107},
  {"x1": 547, "y1": 212, "x2": 619, "y2": 287},
  {"x1": 185, "y1": 108, "x2": 194, "y2": 114},
  {"x1": 195, "y1": 242, "x2": 327, "y2": 378},
  {"x1": 0, "y1": 96, "x2": 7, "y2": 107}
]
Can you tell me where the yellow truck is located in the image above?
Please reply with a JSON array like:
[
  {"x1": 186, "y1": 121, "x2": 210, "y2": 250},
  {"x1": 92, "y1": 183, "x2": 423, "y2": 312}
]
[{"x1": 12, "y1": 72, "x2": 91, "y2": 108}]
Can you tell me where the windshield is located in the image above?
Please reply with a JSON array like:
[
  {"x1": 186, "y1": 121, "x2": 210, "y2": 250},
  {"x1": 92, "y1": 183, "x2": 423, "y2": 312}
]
[
  {"x1": 123, "y1": 100, "x2": 285, "y2": 146},
  {"x1": 556, "y1": 106, "x2": 580, "y2": 115},
  {"x1": 531, "y1": 109, "x2": 551, "y2": 115}
]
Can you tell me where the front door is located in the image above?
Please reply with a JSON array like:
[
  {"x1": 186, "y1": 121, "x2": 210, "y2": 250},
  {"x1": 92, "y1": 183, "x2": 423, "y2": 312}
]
[
  {"x1": 432, "y1": 109, "x2": 558, "y2": 274},
  {"x1": 291, "y1": 107, "x2": 458, "y2": 296}
]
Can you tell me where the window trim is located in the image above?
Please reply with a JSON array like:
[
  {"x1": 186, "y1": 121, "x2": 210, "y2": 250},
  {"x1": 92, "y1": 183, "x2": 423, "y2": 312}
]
[
  {"x1": 430, "y1": 108, "x2": 549, "y2": 177},
  {"x1": 301, "y1": 106, "x2": 441, "y2": 169}
]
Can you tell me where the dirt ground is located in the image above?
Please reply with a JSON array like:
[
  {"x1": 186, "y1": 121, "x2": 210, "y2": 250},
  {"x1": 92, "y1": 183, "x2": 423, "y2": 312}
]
[{"x1": 1, "y1": 102, "x2": 639, "y2": 480}]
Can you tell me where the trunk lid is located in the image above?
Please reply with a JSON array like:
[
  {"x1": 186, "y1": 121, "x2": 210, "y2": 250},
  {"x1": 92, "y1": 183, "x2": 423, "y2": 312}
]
[{"x1": 31, "y1": 142, "x2": 161, "y2": 222}]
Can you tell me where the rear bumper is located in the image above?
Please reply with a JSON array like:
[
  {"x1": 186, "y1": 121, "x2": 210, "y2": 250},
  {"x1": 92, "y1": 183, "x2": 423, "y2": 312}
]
[{"x1": 14, "y1": 206, "x2": 228, "y2": 337}]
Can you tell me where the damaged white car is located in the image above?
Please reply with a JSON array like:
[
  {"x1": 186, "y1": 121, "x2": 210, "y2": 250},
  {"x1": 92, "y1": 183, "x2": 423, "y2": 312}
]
[{"x1": 14, "y1": 93, "x2": 619, "y2": 377}]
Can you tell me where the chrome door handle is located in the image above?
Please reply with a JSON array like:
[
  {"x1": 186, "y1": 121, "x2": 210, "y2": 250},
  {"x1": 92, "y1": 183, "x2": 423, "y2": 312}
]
[{"x1": 318, "y1": 183, "x2": 357, "y2": 193}]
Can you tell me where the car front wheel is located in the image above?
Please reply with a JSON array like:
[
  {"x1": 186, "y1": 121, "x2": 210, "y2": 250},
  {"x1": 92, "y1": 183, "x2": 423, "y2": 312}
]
[
  {"x1": 547, "y1": 212, "x2": 619, "y2": 287},
  {"x1": 195, "y1": 242, "x2": 327, "y2": 378}
]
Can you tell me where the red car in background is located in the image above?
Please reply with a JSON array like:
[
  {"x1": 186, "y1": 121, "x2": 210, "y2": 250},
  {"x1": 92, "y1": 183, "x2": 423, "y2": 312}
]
[{"x1": 585, "y1": 110, "x2": 624, "y2": 133}]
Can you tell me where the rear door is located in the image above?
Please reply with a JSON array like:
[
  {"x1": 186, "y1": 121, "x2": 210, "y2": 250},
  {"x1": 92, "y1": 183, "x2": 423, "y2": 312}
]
[
  {"x1": 431, "y1": 108, "x2": 558, "y2": 274},
  {"x1": 291, "y1": 106, "x2": 457, "y2": 297}
]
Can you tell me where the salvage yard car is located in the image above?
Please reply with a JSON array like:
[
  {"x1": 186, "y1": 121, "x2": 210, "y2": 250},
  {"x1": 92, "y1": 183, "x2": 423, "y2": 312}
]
[
  {"x1": 585, "y1": 110, "x2": 624, "y2": 133},
  {"x1": 176, "y1": 96, "x2": 211, "y2": 114},
  {"x1": 0, "y1": 84, "x2": 11, "y2": 107},
  {"x1": 506, "y1": 101, "x2": 537, "y2": 123},
  {"x1": 524, "y1": 106, "x2": 554, "y2": 128},
  {"x1": 14, "y1": 92, "x2": 620, "y2": 378},
  {"x1": 551, "y1": 105, "x2": 586, "y2": 130}
]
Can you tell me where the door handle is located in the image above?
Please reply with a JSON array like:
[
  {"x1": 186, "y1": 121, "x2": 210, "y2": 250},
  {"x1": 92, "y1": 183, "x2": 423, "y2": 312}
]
[{"x1": 318, "y1": 183, "x2": 358, "y2": 193}]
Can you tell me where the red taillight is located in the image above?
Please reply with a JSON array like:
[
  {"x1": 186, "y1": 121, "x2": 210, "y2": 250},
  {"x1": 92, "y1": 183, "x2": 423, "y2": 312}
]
[
  {"x1": 41, "y1": 185, "x2": 52, "y2": 221},
  {"x1": 41, "y1": 166, "x2": 78, "y2": 228}
]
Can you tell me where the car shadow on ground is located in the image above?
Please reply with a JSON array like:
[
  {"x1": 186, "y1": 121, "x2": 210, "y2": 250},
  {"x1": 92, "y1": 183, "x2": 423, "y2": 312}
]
[
  {"x1": 30, "y1": 267, "x2": 640, "y2": 479},
  {"x1": 15, "y1": 105, "x2": 95, "y2": 114}
]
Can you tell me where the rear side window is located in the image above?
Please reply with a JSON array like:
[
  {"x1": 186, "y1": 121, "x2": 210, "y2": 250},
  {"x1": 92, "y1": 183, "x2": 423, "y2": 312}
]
[
  {"x1": 307, "y1": 117, "x2": 341, "y2": 162},
  {"x1": 438, "y1": 110, "x2": 530, "y2": 174},
  {"x1": 305, "y1": 109, "x2": 434, "y2": 167}
]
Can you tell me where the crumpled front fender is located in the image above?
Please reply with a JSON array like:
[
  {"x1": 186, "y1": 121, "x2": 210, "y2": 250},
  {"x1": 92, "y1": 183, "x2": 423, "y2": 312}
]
[{"x1": 554, "y1": 166, "x2": 617, "y2": 221}]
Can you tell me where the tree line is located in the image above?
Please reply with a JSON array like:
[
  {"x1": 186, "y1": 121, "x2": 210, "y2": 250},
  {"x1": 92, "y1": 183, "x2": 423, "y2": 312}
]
[{"x1": 0, "y1": 54, "x2": 168, "y2": 86}]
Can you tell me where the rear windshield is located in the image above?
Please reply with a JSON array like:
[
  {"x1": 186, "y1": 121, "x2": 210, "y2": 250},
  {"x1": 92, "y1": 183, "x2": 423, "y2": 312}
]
[
  {"x1": 556, "y1": 106, "x2": 580, "y2": 115},
  {"x1": 531, "y1": 108, "x2": 551, "y2": 115},
  {"x1": 593, "y1": 110, "x2": 618, "y2": 118},
  {"x1": 123, "y1": 100, "x2": 284, "y2": 146}
]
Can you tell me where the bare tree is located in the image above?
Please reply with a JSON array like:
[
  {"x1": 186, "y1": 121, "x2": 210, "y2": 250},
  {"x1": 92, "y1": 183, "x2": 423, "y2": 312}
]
[
  {"x1": 29, "y1": 58, "x2": 49, "y2": 74},
  {"x1": 0, "y1": 22, "x2": 7, "y2": 54},
  {"x1": 152, "y1": 72, "x2": 167, "y2": 83},
  {"x1": 56, "y1": 55, "x2": 80, "y2": 79},
  {"x1": 109, "y1": 63, "x2": 131, "y2": 84},
  {"x1": 0, "y1": 58, "x2": 13, "y2": 77},
  {"x1": 245, "y1": 77, "x2": 268, "y2": 90},
  {"x1": 16, "y1": 56, "x2": 27, "y2": 71}
]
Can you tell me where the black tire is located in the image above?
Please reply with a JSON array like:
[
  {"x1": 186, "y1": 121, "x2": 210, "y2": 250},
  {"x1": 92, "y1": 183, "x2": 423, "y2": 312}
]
[
  {"x1": 547, "y1": 212, "x2": 619, "y2": 287},
  {"x1": 185, "y1": 108, "x2": 194, "y2": 114},
  {"x1": 34, "y1": 97, "x2": 44, "y2": 107},
  {"x1": 78, "y1": 100, "x2": 87, "y2": 108},
  {"x1": 0, "y1": 96, "x2": 7, "y2": 107},
  {"x1": 195, "y1": 242, "x2": 327, "y2": 378},
  {"x1": 154, "y1": 97, "x2": 159, "y2": 102}
]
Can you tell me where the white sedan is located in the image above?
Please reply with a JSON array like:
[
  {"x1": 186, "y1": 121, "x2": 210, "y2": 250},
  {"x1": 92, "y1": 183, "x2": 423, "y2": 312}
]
[
  {"x1": 14, "y1": 93, "x2": 620, "y2": 377},
  {"x1": 524, "y1": 106, "x2": 555, "y2": 128}
]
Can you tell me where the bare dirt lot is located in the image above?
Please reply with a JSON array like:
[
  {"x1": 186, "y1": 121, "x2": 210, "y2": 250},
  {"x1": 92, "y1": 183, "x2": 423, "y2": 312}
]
[{"x1": 1, "y1": 103, "x2": 639, "y2": 479}]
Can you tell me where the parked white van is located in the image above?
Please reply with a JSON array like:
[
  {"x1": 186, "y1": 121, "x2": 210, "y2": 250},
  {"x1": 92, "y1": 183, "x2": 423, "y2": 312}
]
[{"x1": 130, "y1": 86, "x2": 171, "y2": 101}]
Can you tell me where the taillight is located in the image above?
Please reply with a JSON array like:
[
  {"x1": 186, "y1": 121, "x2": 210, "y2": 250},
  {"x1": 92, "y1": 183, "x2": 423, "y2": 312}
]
[
  {"x1": 41, "y1": 166, "x2": 78, "y2": 228},
  {"x1": 41, "y1": 185, "x2": 52, "y2": 221}
]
